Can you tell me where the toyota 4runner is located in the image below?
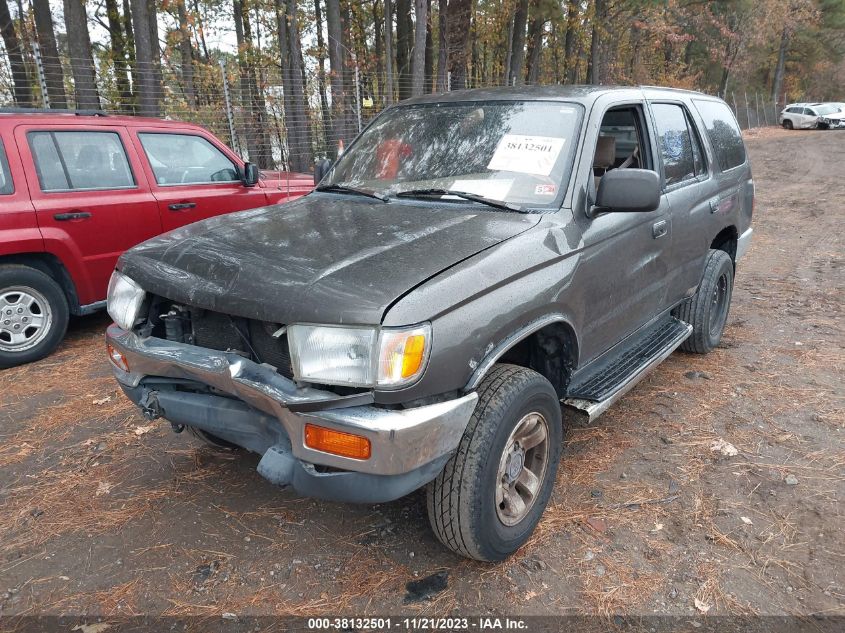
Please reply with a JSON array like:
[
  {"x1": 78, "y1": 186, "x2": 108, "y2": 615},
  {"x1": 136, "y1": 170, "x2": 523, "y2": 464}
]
[{"x1": 105, "y1": 86, "x2": 753, "y2": 561}]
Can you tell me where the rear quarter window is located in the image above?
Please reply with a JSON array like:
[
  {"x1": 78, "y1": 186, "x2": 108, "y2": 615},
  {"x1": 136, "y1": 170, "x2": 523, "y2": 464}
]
[
  {"x1": 692, "y1": 100, "x2": 746, "y2": 171},
  {"x1": 0, "y1": 138, "x2": 12, "y2": 195}
]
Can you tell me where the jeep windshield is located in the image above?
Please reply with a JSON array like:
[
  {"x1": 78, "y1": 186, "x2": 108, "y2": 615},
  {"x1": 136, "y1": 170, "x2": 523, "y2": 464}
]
[{"x1": 322, "y1": 100, "x2": 584, "y2": 210}]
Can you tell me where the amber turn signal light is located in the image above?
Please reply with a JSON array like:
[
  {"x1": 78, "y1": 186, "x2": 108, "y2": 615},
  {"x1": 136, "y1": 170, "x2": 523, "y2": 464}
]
[
  {"x1": 304, "y1": 424, "x2": 371, "y2": 460},
  {"x1": 106, "y1": 342, "x2": 130, "y2": 372}
]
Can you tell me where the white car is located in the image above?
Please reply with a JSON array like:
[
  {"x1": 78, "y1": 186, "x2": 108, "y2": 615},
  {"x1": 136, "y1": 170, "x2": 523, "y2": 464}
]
[{"x1": 780, "y1": 103, "x2": 845, "y2": 129}]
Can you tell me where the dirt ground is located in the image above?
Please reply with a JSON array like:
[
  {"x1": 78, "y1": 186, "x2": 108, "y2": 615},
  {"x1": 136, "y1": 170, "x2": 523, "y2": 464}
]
[{"x1": 0, "y1": 127, "x2": 842, "y2": 624}]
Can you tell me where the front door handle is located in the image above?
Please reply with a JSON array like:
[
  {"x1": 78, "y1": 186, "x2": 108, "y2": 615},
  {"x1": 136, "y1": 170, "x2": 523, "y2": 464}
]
[
  {"x1": 53, "y1": 211, "x2": 92, "y2": 221},
  {"x1": 652, "y1": 220, "x2": 668, "y2": 239},
  {"x1": 168, "y1": 202, "x2": 197, "y2": 211}
]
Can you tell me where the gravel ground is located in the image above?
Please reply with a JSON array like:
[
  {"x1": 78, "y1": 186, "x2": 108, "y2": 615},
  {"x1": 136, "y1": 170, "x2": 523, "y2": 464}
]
[{"x1": 0, "y1": 127, "x2": 842, "y2": 624}]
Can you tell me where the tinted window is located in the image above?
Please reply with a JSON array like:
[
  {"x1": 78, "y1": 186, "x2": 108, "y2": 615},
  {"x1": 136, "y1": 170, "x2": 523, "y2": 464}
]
[
  {"x1": 28, "y1": 131, "x2": 135, "y2": 191},
  {"x1": 693, "y1": 100, "x2": 746, "y2": 171},
  {"x1": 786, "y1": 107, "x2": 800, "y2": 114},
  {"x1": 652, "y1": 103, "x2": 699, "y2": 186},
  {"x1": 803, "y1": 108, "x2": 816, "y2": 116},
  {"x1": 0, "y1": 138, "x2": 12, "y2": 195},
  {"x1": 139, "y1": 133, "x2": 238, "y2": 185}
]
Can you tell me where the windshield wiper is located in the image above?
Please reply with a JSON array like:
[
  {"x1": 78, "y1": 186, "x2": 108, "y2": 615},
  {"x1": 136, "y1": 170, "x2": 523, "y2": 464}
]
[
  {"x1": 316, "y1": 183, "x2": 390, "y2": 202},
  {"x1": 393, "y1": 188, "x2": 526, "y2": 213}
]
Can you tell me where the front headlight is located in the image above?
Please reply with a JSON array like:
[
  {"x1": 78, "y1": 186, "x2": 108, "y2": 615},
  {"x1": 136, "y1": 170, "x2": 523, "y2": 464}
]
[
  {"x1": 287, "y1": 323, "x2": 431, "y2": 389},
  {"x1": 107, "y1": 271, "x2": 146, "y2": 331}
]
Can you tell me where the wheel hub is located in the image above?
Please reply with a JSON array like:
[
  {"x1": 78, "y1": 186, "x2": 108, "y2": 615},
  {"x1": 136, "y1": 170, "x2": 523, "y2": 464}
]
[
  {"x1": 495, "y1": 412, "x2": 550, "y2": 526},
  {"x1": 0, "y1": 287, "x2": 52, "y2": 352}
]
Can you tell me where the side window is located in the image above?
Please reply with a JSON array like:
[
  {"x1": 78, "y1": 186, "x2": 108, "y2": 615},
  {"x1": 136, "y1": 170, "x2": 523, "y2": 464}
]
[
  {"x1": 803, "y1": 108, "x2": 816, "y2": 116},
  {"x1": 138, "y1": 133, "x2": 239, "y2": 185},
  {"x1": 651, "y1": 103, "x2": 697, "y2": 186},
  {"x1": 0, "y1": 138, "x2": 13, "y2": 195},
  {"x1": 28, "y1": 131, "x2": 135, "y2": 192},
  {"x1": 692, "y1": 99, "x2": 746, "y2": 171}
]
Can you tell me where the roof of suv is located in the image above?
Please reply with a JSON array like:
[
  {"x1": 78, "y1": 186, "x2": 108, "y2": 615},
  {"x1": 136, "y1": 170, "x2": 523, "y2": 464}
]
[
  {"x1": 0, "y1": 109, "x2": 209, "y2": 130},
  {"x1": 399, "y1": 84, "x2": 715, "y2": 107}
]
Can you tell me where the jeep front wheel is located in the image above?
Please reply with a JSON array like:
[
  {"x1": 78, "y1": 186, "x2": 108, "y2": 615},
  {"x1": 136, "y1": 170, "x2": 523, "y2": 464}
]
[
  {"x1": 426, "y1": 364, "x2": 562, "y2": 561},
  {"x1": 0, "y1": 265, "x2": 69, "y2": 369}
]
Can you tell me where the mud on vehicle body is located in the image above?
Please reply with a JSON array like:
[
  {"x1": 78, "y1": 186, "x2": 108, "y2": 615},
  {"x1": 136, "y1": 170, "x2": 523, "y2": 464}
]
[{"x1": 106, "y1": 85, "x2": 753, "y2": 561}]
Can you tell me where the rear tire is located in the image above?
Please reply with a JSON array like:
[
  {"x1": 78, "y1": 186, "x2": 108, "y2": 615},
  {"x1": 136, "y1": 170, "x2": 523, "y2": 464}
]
[
  {"x1": 673, "y1": 249, "x2": 734, "y2": 354},
  {"x1": 426, "y1": 364, "x2": 563, "y2": 561},
  {"x1": 782, "y1": 119, "x2": 794, "y2": 130},
  {"x1": 0, "y1": 265, "x2": 69, "y2": 369}
]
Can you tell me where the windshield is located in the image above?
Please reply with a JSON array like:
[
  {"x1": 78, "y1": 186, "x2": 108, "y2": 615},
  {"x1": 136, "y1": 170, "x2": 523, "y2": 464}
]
[
  {"x1": 816, "y1": 104, "x2": 840, "y2": 115},
  {"x1": 323, "y1": 100, "x2": 584, "y2": 210}
]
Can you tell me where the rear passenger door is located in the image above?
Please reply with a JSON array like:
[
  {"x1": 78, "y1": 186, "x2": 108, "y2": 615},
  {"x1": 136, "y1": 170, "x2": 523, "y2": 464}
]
[
  {"x1": 130, "y1": 129, "x2": 268, "y2": 231},
  {"x1": 0, "y1": 132, "x2": 40, "y2": 256},
  {"x1": 14, "y1": 125, "x2": 161, "y2": 306},
  {"x1": 645, "y1": 100, "x2": 712, "y2": 306}
]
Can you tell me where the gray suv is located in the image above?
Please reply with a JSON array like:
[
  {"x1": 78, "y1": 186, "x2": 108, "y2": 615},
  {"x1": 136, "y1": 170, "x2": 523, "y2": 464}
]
[{"x1": 105, "y1": 86, "x2": 753, "y2": 561}]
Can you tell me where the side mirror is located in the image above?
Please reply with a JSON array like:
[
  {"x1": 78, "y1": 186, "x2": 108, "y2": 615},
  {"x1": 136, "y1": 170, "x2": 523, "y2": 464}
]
[
  {"x1": 242, "y1": 162, "x2": 259, "y2": 187},
  {"x1": 594, "y1": 169, "x2": 660, "y2": 214},
  {"x1": 314, "y1": 158, "x2": 332, "y2": 185}
]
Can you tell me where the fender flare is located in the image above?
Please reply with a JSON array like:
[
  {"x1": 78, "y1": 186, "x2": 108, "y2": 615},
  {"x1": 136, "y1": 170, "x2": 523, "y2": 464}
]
[{"x1": 463, "y1": 313, "x2": 580, "y2": 392}]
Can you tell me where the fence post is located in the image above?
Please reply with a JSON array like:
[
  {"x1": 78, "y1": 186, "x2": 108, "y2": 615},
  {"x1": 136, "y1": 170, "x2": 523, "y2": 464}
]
[
  {"x1": 731, "y1": 91, "x2": 739, "y2": 123},
  {"x1": 31, "y1": 43, "x2": 50, "y2": 109},
  {"x1": 219, "y1": 60, "x2": 237, "y2": 153},
  {"x1": 754, "y1": 92, "x2": 762, "y2": 128},
  {"x1": 447, "y1": 71, "x2": 451, "y2": 92},
  {"x1": 355, "y1": 65, "x2": 362, "y2": 133},
  {"x1": 744, "y1": 91, "x2": 752, "y2": 129}
]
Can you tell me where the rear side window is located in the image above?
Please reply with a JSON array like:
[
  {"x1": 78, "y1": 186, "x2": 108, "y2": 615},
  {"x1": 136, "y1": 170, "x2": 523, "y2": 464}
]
[
  {"x1": 693, "y1": 100, "x2": 746, "y2": 171},
  {"x1": 651, "y1": 103, "x2": 704, "y2": 186},
  {"x1": 138, "y1": 133, "x2": 238, "y2": 185},
  {"x1": 0, "y1": 138, "x2": 12, "y2": 195},
  {"x1": 786, "y1": 107, "x2": 801, "y2": 114},
  {"x1": 28, "y1": 131, "x2": 135, "y2": 192}
]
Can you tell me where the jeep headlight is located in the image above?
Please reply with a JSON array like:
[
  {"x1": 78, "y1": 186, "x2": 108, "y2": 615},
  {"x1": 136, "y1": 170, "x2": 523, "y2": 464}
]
[
  {"x1": 287, "y1": 323, "x2": 431, "y2": 389},
  {"x1": 107, "y1": 271, "x2": 146, "y2": 331}
]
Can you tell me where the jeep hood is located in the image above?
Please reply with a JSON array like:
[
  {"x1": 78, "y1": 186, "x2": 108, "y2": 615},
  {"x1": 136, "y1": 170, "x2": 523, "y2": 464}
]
[{"x1": 118, "y1": 193, "x2": 540, "y2": 325}]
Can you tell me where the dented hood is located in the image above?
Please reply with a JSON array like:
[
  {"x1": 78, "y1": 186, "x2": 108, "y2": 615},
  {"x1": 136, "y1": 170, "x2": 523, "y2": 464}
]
[{"x1": 118, "y1": 193, "x2": 540, "y2": 325}]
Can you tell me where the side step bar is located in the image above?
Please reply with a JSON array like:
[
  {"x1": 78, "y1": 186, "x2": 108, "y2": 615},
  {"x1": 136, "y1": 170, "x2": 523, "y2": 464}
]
[{"x1": 562, "y1": 317, "x2": 692, "y2": 424}]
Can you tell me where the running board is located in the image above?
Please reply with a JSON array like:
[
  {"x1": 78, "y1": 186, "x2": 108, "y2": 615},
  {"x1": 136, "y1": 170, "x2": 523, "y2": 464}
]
[{"x1": 562, "y1": 317, "x2": 692, "y2": 423}]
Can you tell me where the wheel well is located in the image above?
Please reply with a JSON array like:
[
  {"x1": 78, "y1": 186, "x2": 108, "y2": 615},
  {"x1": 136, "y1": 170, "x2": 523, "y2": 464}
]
[
  {"x1": 498, "y1": 322, "x2": 578, "y2": 398},
  {"x1": 0, "y1": 253, "x2": 80, "y2": 313},
  {"x1": 710, "y1": 226, "x2": 738, "y2": 263}
]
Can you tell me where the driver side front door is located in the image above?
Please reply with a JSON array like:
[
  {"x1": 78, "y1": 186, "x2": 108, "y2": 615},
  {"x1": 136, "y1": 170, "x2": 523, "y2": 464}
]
[{"x1": 130, "y1": 128, "x2": 268, "y2": 231}]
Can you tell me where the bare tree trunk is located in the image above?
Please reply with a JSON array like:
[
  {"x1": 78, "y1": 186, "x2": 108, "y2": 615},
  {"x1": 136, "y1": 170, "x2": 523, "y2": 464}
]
[
  {"x1": 587, "y1": 0, "x2": 604, "y2": 85},
  {"x1": 63, "y1": 0, "x2": 100, "y2": 109},
  {"x1": 373, "y1": 0, "x2": 383, "y2": 103},
  {"x1": 32, "y1": 0, "x2": 67, "y2": 108},
  {"x1": 147, "y1": 0, "x2": 162, "y2": 105},
  {"x1": 234, "y1": 0, "x2": 273, "y2": 168},
  {"x1": 325, "y1": 0, "x2": 346, "y2": 152},
  {"x1": 285, "y1": 0, "x2": 313, "y2": 171},
  {"x1": 424, "y1": 0, "x2": 433, "y2": 91},
  {"x1": 410, "y1": 0, "x2": 427, "y2": 96},
  {"x1": 129, "y1": 0, "x2": 158, "y2": 115},
  {"x1": 508, "y1": 0, "x2": 528, "y2": 86},
  {"x1": 0, "y1": 0, "x2": 33, "y2": 106},
  {"x1": 314, "y1": 0, "x2": 330, "y2": 150},
  {"x1": 563, "y1": 0, "x2": 578, "y2": 83},
  {"x1": 771, "y1": 26, "x2": 789, "y2": 105},
  {"x1": 190, "y1": 0, "x2": 210, "y2": 62},
  {"x1": 176, "y1": 0, "x2": 195, "y2": 107},
  {"x1": 446, "y1": 0, "x2": 470, "y2": 90},
  {"x1": 525, "y1": 0, "x2": 543, "y2": 84},
  {"x1": 384, "y1": 0, "x2": 395, "y2": 102},
  {"x1": 435, "y1": 0, "x2": 446, "y2": 91},
  {"x1": 104, "y1": 0, "x2": 132, "y2": 109},
  {"x1": 395, "y1": 0, "x2": 411, "y2": 99}
]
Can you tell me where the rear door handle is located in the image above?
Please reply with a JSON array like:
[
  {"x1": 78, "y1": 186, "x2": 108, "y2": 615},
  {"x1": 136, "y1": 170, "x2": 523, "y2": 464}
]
[
  {"x1": 53, "y1": 211, "x2": 92, "y2": 221},
  {"x1": 168, "y1": 202, "x2": 197, "y2": 211},
  {"x1": 652, "y1": 220, "x2": 668, "y2": 239}
]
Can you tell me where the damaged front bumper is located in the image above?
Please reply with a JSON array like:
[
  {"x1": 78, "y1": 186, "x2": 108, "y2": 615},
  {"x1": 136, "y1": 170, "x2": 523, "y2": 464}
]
[{"x1": 106, "y1": 325, "x2": 477, "y2": 503}]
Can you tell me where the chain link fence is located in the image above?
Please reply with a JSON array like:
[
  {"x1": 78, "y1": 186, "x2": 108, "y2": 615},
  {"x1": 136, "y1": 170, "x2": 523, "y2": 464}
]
[{"x1": 1, "y1": 51, "x2": 797, "y2": 171}]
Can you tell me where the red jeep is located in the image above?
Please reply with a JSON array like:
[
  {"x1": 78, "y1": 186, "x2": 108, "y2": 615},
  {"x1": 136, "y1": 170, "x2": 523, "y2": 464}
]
[{"x1": 0, "y1": 110, "x2": 313, "y2": 368}]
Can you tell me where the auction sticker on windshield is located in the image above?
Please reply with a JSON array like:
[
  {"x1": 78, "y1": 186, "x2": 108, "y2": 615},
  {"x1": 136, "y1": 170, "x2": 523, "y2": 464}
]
[{"x1": 487, "y1": 134, "x2": 565, "y2": 176}]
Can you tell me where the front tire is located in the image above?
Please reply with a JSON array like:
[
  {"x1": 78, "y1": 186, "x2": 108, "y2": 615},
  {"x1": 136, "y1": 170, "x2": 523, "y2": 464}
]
[
  {"x1": 673, "y1": 249, "x2": 734, "y2": 354},
  {"x1": 426, "y1": 364, "x2": 563, "y2": 561},
  {"x1": 186, "y1": 426, "x2": 241, "y2": 450},
  {"x1": 0, "y1": 265, "x2": 69, "y2": 369}
]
